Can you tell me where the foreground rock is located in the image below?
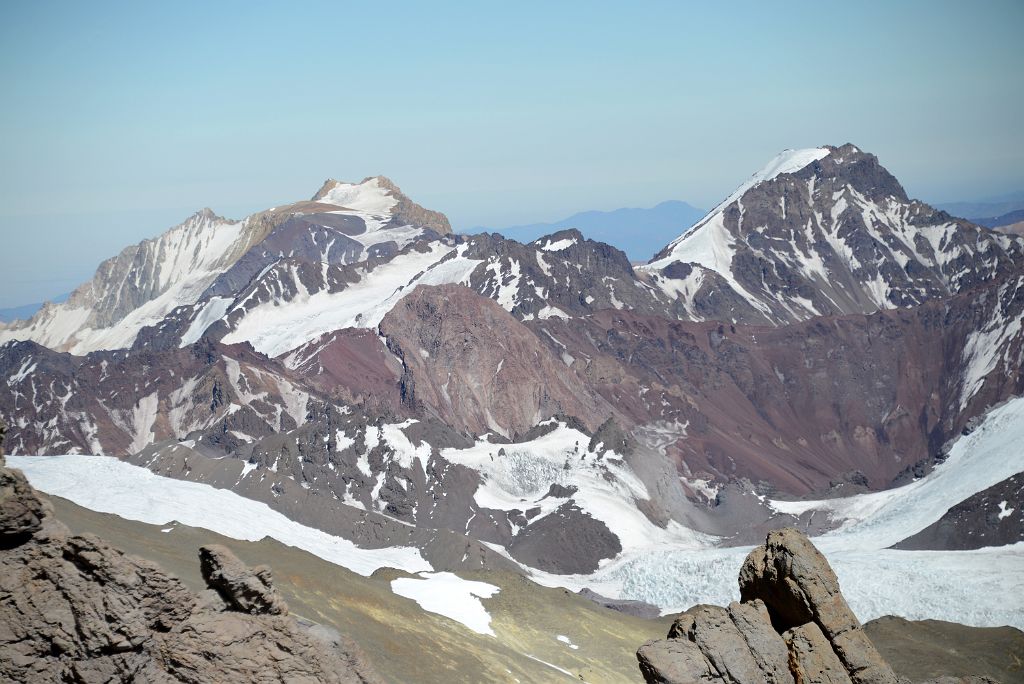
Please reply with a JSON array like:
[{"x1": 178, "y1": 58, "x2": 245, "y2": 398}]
[
  {"x1": 0, "y1": 423, "x2": 381, "y2": 683},
  {"x1": 637, "y1": 528, "x2": 1004, "y2": 684}
]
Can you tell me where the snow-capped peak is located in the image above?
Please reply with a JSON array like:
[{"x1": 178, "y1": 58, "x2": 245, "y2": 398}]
[
  {"x1": 313, "y1": 176, "x2": 399, "y2": 215},
  {"x1": 641, "y1": 143, "x2": 1024, "y2": 326},
  {"x1": 660, "y1": 147, "x2": 830, "y2": 257}
]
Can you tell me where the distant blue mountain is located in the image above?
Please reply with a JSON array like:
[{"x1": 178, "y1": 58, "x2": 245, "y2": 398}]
[
  {"x1": 972, "y1": 209, "x2": 1024, "y2": 229},
  {"x1": 0, "y1": 292, "x2": 70, "y2": 324},
  {"x1": 466, "y1": 200, "x2": 705, "y2": 262},
  {"x1": 935, "y1": 191, "x2": 1024, "y2": 221}
]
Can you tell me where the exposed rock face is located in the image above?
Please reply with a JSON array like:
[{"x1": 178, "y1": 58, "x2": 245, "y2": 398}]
[
  {"x1": 644, "y1": 144, "x2": 1024, "y2": 325},
  {"x1": 784, "y1": 622, "x2": 853, "y2": 684},
  {"x1": 199, "y1": 543, "x2": 289, "y2": 615},
  {"x1": 637, "y1": 529, "x2": 900, "y2": 684},
  {"x1": 894, "y1": 472, "x2": 1024, "y2": 550},
  {"x1": 379, "y1": 283, "x2": 614, "y2": 437},
  {"x1": 0, "y1": 426, "x2": 381, "y2": 683},
  {"x1": 578, "y1": 588, "x2": 662, "y2": 619},
  {"x1": 0, "y1": 462, "x2": 47, "y2": 546}
]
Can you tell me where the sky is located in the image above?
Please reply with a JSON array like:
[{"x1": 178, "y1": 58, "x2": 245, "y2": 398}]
[{"x1": 1, "y1": 1, "x2": 1022, "y2": 307}]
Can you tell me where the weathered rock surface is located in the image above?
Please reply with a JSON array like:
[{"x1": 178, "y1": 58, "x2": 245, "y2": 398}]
[
  {"x1": 199, "y1": 543, "x2": 289, "y2": 615},
  {"x1": 784, "y1": 622, "x2": 853, "y2": 684},
  {"x1": 637, "y1": 528, "x2": 903, "y2": 684},
  {"x1": 0, "y1": 425, "x2": 381, "y2": 683},
  {"x1": 638, "y1": 637, "x2": 721, "y2": 683},
  {"x1": 0, "y1": 459, "x2": 47, "y2": 545},
  {"x1": 739, "y1": 529, "x2": 898, "y2": 684},
  {"x1": 379, "y1": 283, "x2": 614, "y2": 437},
  {"x1": 578, "y1": 587, "x2": 662, "y2": 619}
]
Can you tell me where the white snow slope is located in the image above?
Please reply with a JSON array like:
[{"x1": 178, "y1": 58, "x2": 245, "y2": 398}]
[
  {"x1": 10, "y1": 454, "x2": 430, "y2": 577},
  {"x1": 12, "y1": 395, "x2": 1024, "y2": 630},
  {"x1": 645, "y1": 148, "x2": 829, "y2": 274},
  {"x1": 221, "y1": 243, "x2": 481, "y2": 357}
]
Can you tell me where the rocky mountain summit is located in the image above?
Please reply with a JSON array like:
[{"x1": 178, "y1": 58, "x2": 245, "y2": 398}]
[
  {"x1": 0, "y1": 421, "x2": 381, "y2": 683},
  {"x1": 643, "y1": 144, "x2": 1023, "y2": 325},
  {"x1": 637, "y1": 528, "x2": 1003, "y2": 684}
]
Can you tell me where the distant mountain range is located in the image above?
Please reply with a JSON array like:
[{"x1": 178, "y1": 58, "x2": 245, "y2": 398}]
[
  {"x1": 0, "y1": 292, "x2": 69, "y2": 324},
  {"x1": 467, "y1": 199, "x2": 705, "y2": 262},
  {"x1": 934, "y1": 191, "x2": 1024, "y2": 220},
  {"x1": 971, "y1": 208, "x2": 1024, "y2": 229}
]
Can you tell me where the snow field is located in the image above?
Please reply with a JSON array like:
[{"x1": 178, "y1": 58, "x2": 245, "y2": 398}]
[
  {"x1": 390, "y1": 572, "x2": 500, "y2": 636},
  {"x1": 11, "y1": 454, "x2": 430, "y2": 577},
  {"x1": 221, "y1": 243, "x2": 481, "y2": 357}
]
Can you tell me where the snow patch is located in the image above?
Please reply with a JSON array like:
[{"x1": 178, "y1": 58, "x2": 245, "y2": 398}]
[
  {"x1": 539, "y1": 237, "x2": 577, "y2": 252},
  {"x1": 390, "y1": 571, "x2": 499, "y2": 636},
  {"x1": 556, "y1": 634, "x2": 579, "y2": 650},
  {"x1": 222, "y1": 243, "x2": 480, "y2": 356},
  {"x1": 179, "y1": 296, "x2": 233, "y2": 346}
]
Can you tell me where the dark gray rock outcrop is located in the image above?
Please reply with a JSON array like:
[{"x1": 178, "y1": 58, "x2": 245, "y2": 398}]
[
  {"x1": 894, "y1": 473, "x2": 1024, "y2": 550},
  {"x1": 637, "y1": 528, "x2": 900, "y2": 684},
  {"x1": 578, "y1": 587, "x2": 662, "y2": 619}
]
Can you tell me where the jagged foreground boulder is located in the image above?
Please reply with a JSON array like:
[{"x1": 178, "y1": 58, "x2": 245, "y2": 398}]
[
  {"x1": 0, "y1": 421, "x2": 381, "y2": 683},
  {"x1": 637, "y1": 529, "x2": 996, "y2": 684}
]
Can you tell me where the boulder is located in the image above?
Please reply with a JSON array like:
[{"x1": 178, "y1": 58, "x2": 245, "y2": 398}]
[
  {"x1": 199, "y1": 543, "x2": 289, "y2": 615},
  {"x1": 669, "y1": 604, "x2": 766, "y2": 684},
  {"x1": 637, "y1": 528, "x2": 903, "y2": 684},
  {"x1": 637, "y1": 637, "x2": 723, "y2": 683},
  {"x1": 728, "y1": 600, "x2": 792, "y2": 683},
  {"x1": 739, "y1": 529, "x2": 898, "y2": 684},
  {"x1": 0, "y1": 465, "x2": 48, "y2": 545}
]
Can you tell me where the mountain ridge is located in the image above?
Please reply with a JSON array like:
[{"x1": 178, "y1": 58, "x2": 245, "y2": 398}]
[
  {"x1": 467, "y1": 199, "x2": 705, "y2": 262},
  {"x1": 2, "y1": 143, "x2": 1023, "y2": 583}
]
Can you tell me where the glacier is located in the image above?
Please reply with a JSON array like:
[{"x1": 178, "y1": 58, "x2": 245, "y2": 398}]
[{"x1": 11, "y1": 394, "x2": 1024, "y2": 631}]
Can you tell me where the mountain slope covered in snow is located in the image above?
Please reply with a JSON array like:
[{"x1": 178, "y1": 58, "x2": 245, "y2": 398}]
[{"x1": 642, "y1": 144, "x2": 1024, "y2": 324}]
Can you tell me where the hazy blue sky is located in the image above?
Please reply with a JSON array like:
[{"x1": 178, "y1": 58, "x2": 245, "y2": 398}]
[{"x1": 1, "y1": 1, "x2": 1022, "y2": 307}]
